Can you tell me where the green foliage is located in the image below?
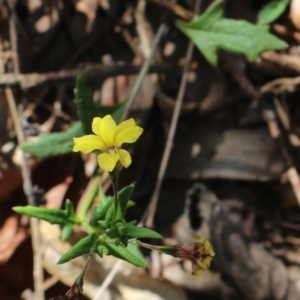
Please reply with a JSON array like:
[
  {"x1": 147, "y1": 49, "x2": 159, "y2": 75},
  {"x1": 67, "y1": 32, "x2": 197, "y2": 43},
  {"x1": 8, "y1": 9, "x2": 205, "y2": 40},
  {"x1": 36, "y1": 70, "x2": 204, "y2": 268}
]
[
  {"x1": 120, "y1": 223, "x2": 163, "y2": 240},
  {"x1": 176, "y1": 0, "x2": 288, "y2": 65},
  {"x1": 20, "y1": 76, "x2": 128, "y2": 159},
  {"x1": 258, "y1": 0, "x2": 290, "y2": 25},
  {"x1": 57, "y1": 233, "x2": 99, "y2": 264},
  {"x1": 14, "y1": 200, "x2": 79, "y2": 241},
  {"x1": 100, "y1": 243, "x2": 147, "y2": 268},
  {"x1": 19, "y1": 122, "x2": 83, "y2": 159},
  {"x1": 114, "y1": 184, "x2": 134, "y2": 221},
  {"x1": 75, "y1": 76, "x2": 128, "y2": 134}
]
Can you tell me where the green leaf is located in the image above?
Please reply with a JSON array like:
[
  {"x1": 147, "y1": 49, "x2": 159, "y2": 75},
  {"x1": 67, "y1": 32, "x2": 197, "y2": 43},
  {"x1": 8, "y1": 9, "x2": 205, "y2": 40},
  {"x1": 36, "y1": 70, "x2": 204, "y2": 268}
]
[
  {"x1": 13, "y1": 200, "x2": 80, "y2": 227},
  {"x1": 105, "y1": 223, "x2": 121, "y2": 239},
  {"x1": 19, "y1": 122, "x2": 83, "y2": 159},
  {"x1": 176, "y1": 0, "x2": 288, "y2": 65},
  {"x1": 75, "y1": 77, "x2": 129, "y2": 134},
  {"x1": 57, "y1": 233, "x2": 99, "y2": 264},
  {"x1": 258, "y1": 0, "x2": 290, "y2": 25},
  {"x1": 114, "y1": 184, "x2": 135, "y2": 221},
  {"x1": 90, "y1": 198, "x2": 114, "y2": 227},
  {"x1": 102, "y1": 243, "x2": 147, "y2": 268},
  {"x1": 61, "y1": 223, "x2": 73, "y2": 241},
  {"x1": 13, "y1": 206, "x2": 68, "y2": 225},
  {"x1": 121, "y1": 224, "x2": 163, "y2": 240}
]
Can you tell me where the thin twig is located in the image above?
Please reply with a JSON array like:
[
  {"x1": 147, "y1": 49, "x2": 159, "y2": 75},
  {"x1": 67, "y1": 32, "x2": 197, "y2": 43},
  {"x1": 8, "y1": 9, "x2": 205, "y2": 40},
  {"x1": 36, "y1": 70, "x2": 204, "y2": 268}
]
[
  {"x1": 92, "y1": 260, "x2": 123, "y2": 300},
  {"x1": 146, "y1": 0, "x2": 194, "y2": 21},
  {"x1": 0, "y1": 63, "x2": 174, "y2": 88},
  {"x1": 121, "y1": 22, "x2": 167, "y2": 120},
  {"x1": 5, "y1": 88, "x2": 45, "y2": 299},
  {"x1": 262, "y1": 104, "x2": 300, "y2": 206},
  {"x1": 144, "y1": 0, "x2": 201, "y2": 228},
  {"x1": 6, "y1": 2, "x2": 44, "y2": 298}
]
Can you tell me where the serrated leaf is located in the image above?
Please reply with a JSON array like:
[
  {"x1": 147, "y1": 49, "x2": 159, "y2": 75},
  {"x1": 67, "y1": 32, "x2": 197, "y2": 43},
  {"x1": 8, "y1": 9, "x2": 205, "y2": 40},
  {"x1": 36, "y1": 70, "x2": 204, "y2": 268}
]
[
  {"x1": 176, "y1": 0, "x2": 288, "y2": 65},
  {"x1": 114, "y1": 184, "x2": 135, "y2": 221},
  {"x1": 258, "y1": 0, "x2": 290, "y2": 25},
  {"x1": 61, "y1": 223, "x2": 73, "y2": 241},
  {"x1": 102, "y1": 243, "x2": 147, "y2": 268},
  {"x1": 75, "y1": 77, "x2": 129, "y2": 134},
  {"x1": 13, "y1": 206, "x2": 68, "y2": 225},
  {"x1": 20, "y1": 122, "x2": 83, "y2": 159},
  {"x1": 121, "y1": 224, "x2": 163, "y2": 240},
  {"x1": 57, "y1": 233, "x2": 99, "y2": 264}
]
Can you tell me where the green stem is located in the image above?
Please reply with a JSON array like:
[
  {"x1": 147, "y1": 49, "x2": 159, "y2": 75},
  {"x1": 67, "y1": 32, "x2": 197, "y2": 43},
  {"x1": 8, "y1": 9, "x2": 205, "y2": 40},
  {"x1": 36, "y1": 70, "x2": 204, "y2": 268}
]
[
  {"x1": 78, "y1": 174, "x2": 102, "y2": 221},
  {"x1": 109, "y1": 169, "x2": 119, "y2": 222}
]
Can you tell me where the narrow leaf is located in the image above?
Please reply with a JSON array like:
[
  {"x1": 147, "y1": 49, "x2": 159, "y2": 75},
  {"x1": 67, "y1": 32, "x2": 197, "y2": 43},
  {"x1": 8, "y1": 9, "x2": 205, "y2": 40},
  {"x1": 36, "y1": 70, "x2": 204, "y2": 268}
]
[
  {"x1": 115, "y1": 184, "x2": 135, "y2": 221},
  {"x1": 176, "y1": 0, "x2": 287, "y2": 65},
  {"x1": 20, "y1": 122, "x2": 83, "y2": 159},
  {"x1": 102, "y1": 243, "x2": 147, "y2": 268},
  {"x1": 57, "y1": 233, "x2": 99, "y2": 264},
  {"x1": 122, "y1": 225, "x2": 163, "y2": 240},
  {"x1": 13, "y1": 206, "x2": 67, "y2": 225},
  {"x1": 258, "y1": 0, "x2": 290, "y2": 25},
  {"x1": 90, "y1": 198, "x2": 114, "y2": 227},
  {"x1": 75, "y1": 77, "x2": 129, "y2": 134},
  {"x1": 61, "y1": 223, "x2": 73, "y2": 241}
]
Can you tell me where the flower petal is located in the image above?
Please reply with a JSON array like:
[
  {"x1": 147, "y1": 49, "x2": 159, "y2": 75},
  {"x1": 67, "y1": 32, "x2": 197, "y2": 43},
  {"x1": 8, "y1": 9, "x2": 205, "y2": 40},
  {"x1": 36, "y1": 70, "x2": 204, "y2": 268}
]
[
  {"x1": 116, "y1": 118, "x2": 136, "y2": 135},
  {"x1": 73, "y1": 135, "x2": 106, "y2": 153},
  {"x1": 97, "y1": 153, "x2": 117, "y2": 172},
  {"x1": 92, "y1": 117, "x2": 102, "y2": 135},
  {"x1": 192, "y1": 263, "x2": 205, "y2": 276},
  {"x1": 118, "y1": 149, "x2": 132, "y2": 168},
  {"x1": 114, "y1": 126, "x2": 143, "y2": 148},
  {"x1": 100, "y1": 115, "x2": 116, "y2": 147}
]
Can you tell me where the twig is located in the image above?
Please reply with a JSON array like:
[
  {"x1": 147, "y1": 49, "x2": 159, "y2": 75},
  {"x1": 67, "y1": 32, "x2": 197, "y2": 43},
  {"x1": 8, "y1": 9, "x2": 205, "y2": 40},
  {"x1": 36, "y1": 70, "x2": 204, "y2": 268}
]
[
  {"x1": 121, "y1": 19, "x2": 167, "y2": 119},
  {"x1": 144, "y1": 0, "x2": 201, "y2": 228},
  {"x1": 6, "y1": 0, "x2": 19, "y2": 74},
  {"x1": 0, "y1": 63, "x2": 174, "y2": 89},
  {"x1": 261, "y1": 103, "x2": 300, "y2": 206},
  {"x1": 5, "y1": 88, "x2": 44, "y2": 299},
  {"x1": 146, "y1": 0, "x2": 194, "y2": 21},
  {"x1": 260, "y1": 76, "x2": 300, "y2": 94},
  {"x1": 92, "y1": 260, "x2": 123, "y2": 300},
  {"x1": 6, "y1": 2, "x2": 44, "y2": 298}
]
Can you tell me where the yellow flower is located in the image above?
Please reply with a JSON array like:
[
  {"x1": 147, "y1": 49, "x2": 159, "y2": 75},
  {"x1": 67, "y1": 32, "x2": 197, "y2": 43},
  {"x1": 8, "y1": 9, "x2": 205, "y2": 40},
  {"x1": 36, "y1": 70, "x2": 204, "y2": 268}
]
[
  {"x1": 159, "y1": 235, "x2": 215, "y2": 276},
  {"x1": 73, "y1": 115, "x2": 143, "y2": 172},
  {"x1": 190, "y1": 236, "x2": 215, "y2": 276}
]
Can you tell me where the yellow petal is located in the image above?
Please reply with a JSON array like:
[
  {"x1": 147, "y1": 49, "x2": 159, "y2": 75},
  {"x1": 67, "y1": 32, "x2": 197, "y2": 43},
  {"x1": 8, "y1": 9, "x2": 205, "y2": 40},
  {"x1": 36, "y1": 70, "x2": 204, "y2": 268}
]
[
  {"x1": 100, "y1": 115, "x2": 116, "y2": 147},
  {"x1": 97, "y1": 153, "x2": 117, "y2": 172},
  {"x1": 192, "y1": 263, "x2": 205, "y2": 276},
  {"x1": 92, "y1": 117, "x2": 102, "y2": 135},
  {"x1": 73, "y1": 135, "x2": 106, "y2": 153},
  {"x1": 116, "y1": 118, "x2": 136, "y2": 135},
  {"x1": 118, "y1": 149, "x2": 132, "y2": 168},
  {"x1": 114, "y1": 126, "x2": 143, "y2": 148},
  {"x1": 109, "y1": 148, "x2": 119, "y2": 163}
]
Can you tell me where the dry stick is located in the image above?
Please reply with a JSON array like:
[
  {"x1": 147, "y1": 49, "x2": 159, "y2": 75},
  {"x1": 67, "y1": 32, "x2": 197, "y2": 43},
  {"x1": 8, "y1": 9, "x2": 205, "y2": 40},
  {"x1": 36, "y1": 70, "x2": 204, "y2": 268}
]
[
  {"x1": 144, "y1": 0, "x2": 201, "y2": 228},
  {"x1": 146, "y1": 0, "x2": 194, "y2": 21},
  {"x1": 92, "y1": 260, "x2": 123, "y2": 300},
  {"x1": 0, "y1": 63, "x2": 172, "y2": 88},
  {"x1": 262, "y1": 107, "x2": 300, "y2": 206},
  {"x1": 272, "y1": 97, "x2": 300, "y2": 205},
  {"x1": 6, "y1": 2, "x2": 44, "y2": 298},
  {"x1": 5, "y1": 88, "x2": 45, "y2": 300},
  {"x1": 121, "y1": 22, "x2": 167, "y2": 120}
]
